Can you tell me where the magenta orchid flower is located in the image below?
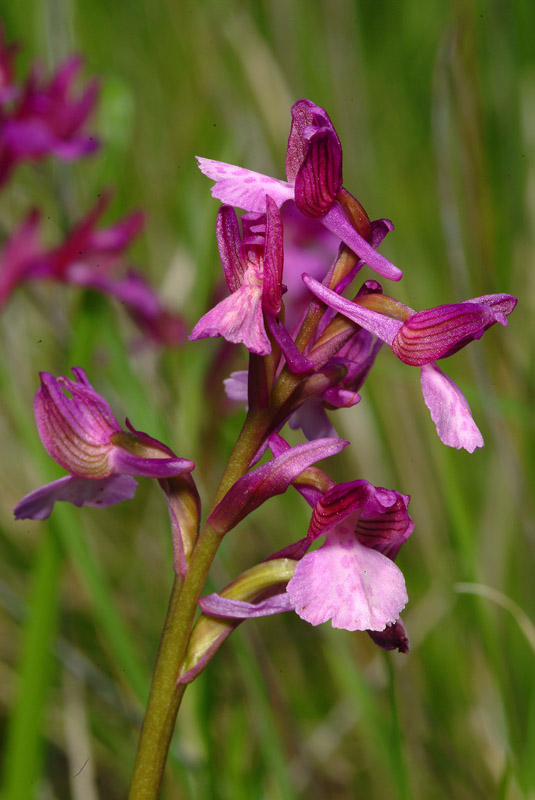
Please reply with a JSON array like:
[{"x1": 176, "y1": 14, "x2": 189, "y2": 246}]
[
  {"x1": 0, "y1": 195, "x2": 185, "y2": 345},
  {"x1": 0, "y1": 54, "x2": 98, "y2": 186},
  {"x1": 14, "y1": 368, "x2": 194, "y2": 520},
  {"x1": 197, "y1": 99, "x2": 402, "y2": 282},
  {"x1": 303, "y1": 275, "x2": 517, "y2": 452},
  {"x1": 190, "y1": 198, "x2": 310, "y2": 370},
  {"x1": 199, "y1": 478, "x2": 412, "y2": 642},
  {"x1": 0, "y1": 194, "x2": 142, "y2": 306},
  {"x1": 190, "y1": 199, "x2": 282, "y2": 355}
]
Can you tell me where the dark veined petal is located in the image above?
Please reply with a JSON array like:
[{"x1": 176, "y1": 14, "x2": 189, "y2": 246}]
[
  {"x1": 307, "y1": 480, "x2": 413, "y2": 562},
  {"x1": 294, "y1": 127, "x2": 343, "y2": 218},
  {"x1": 261, "y1": 196, "x2": 284, "y2": 314},
  {"x1": 34, "y1": 369, "x2": 120, "y2": 478},
  {"x1": 392, "y1": 303, "x2": 497, "y2": 366},
  {"x1": 216, "y1": 205, "x2": 245, "y2": 292},
  {"x1": 285, "y1": 99, "x2": 341, "y2": 182}
]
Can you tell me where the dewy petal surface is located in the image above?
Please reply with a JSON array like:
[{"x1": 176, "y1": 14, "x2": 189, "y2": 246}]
[
  {"x1": 287, "y1": 525, "x2": 408, "y2": 632},
  {"x1": 420, "y1": 363, "x2": 484, "y2": 452}
]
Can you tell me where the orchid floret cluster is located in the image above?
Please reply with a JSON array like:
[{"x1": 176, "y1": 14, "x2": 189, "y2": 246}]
[{"x1": 14, "y1": 93, "x2": 516, "y2": 794}]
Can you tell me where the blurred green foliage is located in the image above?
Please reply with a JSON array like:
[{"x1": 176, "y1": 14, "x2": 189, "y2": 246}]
[{"x1": 0, "y1": 0, "x2": 533, "y2": 798}]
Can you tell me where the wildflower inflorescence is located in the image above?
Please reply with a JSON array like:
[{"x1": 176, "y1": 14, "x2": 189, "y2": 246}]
[{"x1": 12, "y1": 87, "x2": 517, "y2": 795}]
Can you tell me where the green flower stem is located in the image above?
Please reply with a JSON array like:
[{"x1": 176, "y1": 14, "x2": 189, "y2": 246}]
[
  {"x1": 127, "y1": 525, "x2": 220, "y2": 799},
  {"x1": 128, "y1": 406, "x2": 275, "y2": 799}
]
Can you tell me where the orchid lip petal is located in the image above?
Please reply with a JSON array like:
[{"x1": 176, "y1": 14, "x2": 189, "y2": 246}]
[
  {"x1": 420, "y1": 363, "x2": 484, "y2": 452},
  {"x1": 287, "y1": 527, "x2": 408, "y2": 632},
  {"x1": 189, "y1": 283, "x2": 271, "y2": 355}
]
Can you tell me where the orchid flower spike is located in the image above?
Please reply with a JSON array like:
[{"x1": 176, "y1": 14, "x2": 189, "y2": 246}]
[
  {"x1": 14, "y1": 368, "x2": 194, "y2": 520},
  {"x1": 197, "y1": 99, "x2": 402, "y2": 281},
  {"x1": 303, "y1": 275, "x2": 517, "y2": 452}
]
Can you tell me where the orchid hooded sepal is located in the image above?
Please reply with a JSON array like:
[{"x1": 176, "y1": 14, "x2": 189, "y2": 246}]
[
  {"x1": 14, "y1": 368, "x2": 194, "y2": 520},
  {"x1": 178, "y1": 559, "x2": 296, "y2": 684},
  {"x1": 207, "y1": 436, "x2": 348, "y2": 536},
  {"x1": 303, "y1": 277, "x2": 517, "y2": 363},
  {"x1": 196, "y1": 99, "x2": 402, "y2": 282}
]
